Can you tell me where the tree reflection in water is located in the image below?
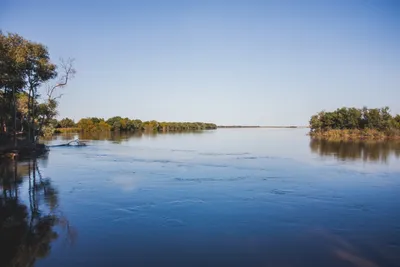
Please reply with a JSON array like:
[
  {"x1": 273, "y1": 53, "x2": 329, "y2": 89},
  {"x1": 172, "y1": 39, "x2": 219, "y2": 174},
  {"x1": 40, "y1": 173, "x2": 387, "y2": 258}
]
[
  {"x1": 310, "y1": 139, "x2": 400, "y2": 163},
  {"x1": 47, "y1": 130, "x2": 207, "y2": 144},
  {"x1": 0, "y1": 158, "x2": 75, "y2": 267}
]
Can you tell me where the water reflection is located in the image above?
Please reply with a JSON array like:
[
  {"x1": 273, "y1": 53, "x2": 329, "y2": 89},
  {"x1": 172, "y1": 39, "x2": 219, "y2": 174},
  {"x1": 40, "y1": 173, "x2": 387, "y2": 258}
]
[
  {"x1": 50, "y1": 130, "x2": 207, "y2": 143},
  {"x1": 310, "y1": 138, "x2": 400, "y2": 163},
  {"x1": 0, "y1": 159, "x2": 75, "y2": 267},
  {"x1": 10, "y1": 129, "x2": 400, "y2": 267},
  {"x1": 311, "y1": 229, "x2": 385, "y2": 267}
]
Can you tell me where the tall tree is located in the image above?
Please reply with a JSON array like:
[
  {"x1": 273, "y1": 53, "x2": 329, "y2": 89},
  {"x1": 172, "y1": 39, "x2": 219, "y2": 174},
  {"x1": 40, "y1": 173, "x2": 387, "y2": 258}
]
[
  {"x1": 0, "y1": 31, "x2": 75, "y2": 145},
  {"x1": 20, "y1": 39, "x2": 57, "y2": 142},
  {"x1": 0, "y1": 32, "x2": 26, "y2": 145}
]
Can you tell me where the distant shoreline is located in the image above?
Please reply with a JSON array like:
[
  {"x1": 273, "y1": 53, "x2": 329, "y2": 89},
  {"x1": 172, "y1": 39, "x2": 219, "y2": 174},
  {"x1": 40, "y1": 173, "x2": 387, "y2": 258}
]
[{"x1": 217, "y1": 126, "x2": 308, "y2": 129}]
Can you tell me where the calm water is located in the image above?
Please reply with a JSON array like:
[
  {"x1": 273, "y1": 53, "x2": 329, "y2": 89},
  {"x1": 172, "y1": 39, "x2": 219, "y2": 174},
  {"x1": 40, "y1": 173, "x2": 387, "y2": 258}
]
[{"x1": 1, "y1": 129, "x2": 400, "y2": 267}]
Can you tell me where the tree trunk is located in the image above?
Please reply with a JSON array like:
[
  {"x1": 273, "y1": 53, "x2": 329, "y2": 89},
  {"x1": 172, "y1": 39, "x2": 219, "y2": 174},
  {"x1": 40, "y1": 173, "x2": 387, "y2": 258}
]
[
  {"x1": 36, "y1": 117, "x2": 45, "y2": 143},
  {"x1": 27, "y1": 85, "x2": 36, "y2": 144},
  {"x1": 27, "y1": 87, "x2": 32, "y2": 143},
  {"x1": 12, "y1": 87, "x2": 17, "y2": 148},
  {"x1": 32, "y1": 96, "x2": 36, "y2": 144}
]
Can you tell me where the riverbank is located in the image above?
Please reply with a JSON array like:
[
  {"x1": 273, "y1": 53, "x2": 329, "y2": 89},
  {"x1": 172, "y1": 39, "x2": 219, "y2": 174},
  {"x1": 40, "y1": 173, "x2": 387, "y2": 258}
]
[
  {"x1": 309, "y1": 129, "x2": 400, "y2": 140},
  {"x1": 0, "y1": 140, "x2": 48, "y2": 159}
]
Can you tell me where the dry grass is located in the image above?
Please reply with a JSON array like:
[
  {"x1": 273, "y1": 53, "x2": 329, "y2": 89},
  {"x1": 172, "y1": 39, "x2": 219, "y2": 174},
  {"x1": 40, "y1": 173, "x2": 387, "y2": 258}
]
[{"x1": 309, "y1": 129, "x2": 400, "y2": 140}]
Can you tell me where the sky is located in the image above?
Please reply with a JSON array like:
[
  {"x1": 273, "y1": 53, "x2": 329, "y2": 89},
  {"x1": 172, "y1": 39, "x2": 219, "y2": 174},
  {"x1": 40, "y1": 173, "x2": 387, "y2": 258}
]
[{"x1": 1, "y1": 0, "x2": 399, "y2": 126}]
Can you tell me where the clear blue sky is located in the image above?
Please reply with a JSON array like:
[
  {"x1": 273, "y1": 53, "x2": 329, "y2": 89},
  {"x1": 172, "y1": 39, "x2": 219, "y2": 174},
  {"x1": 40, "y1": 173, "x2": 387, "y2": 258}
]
[{"x1": 1, "y1": 0, "x2": 399, "y2": 125}]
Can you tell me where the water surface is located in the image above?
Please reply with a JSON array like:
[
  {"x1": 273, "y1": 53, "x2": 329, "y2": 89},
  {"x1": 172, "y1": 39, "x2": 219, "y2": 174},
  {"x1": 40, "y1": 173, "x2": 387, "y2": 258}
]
[{"x1": 1, "y1": 129, "x2": 400, "y2": 267}]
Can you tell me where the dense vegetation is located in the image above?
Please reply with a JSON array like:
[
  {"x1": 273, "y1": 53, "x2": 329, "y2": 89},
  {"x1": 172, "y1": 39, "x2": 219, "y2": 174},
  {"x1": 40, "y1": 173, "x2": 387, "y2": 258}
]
[
  {"x1": 55, "y1": 116, "x2": 217, "y2": 133},
  {"x1": 309, "y1": 107, "x2": 400, "y2": 139},
  {"x1": 0, "y1": 31, "x2": 75, "y2": 150}
]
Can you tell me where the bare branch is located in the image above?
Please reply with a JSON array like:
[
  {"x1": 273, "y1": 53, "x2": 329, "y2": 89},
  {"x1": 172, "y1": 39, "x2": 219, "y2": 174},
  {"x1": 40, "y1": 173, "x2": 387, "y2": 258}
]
[
  {"x1": 53, "y1": 93, "x2": 64, "y2": 100},
  {"x1": 46, "y1": 58, "x2": 76, "y2": 100},
  {"x1": 36, "y1": 58, "x2": 75, "y2": 141}
]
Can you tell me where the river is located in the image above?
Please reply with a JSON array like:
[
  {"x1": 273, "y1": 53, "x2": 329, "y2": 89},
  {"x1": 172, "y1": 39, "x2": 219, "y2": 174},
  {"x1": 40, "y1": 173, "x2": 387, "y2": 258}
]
[{"x1": 1, "y1": 128, "x2": 400, "y2": 267}]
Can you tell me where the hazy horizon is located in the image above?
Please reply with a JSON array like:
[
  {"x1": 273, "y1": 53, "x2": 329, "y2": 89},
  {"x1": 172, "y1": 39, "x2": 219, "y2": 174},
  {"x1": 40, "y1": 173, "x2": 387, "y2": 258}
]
[{"x1": 1, "y1": 0, "x2": 399, "y2": 125}]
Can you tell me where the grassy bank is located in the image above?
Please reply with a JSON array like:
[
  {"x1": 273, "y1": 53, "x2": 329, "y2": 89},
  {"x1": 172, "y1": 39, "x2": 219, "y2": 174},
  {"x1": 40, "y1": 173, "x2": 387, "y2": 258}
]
[{"x1": 309, "y1": 129, "x2": 400, "y2": 140}]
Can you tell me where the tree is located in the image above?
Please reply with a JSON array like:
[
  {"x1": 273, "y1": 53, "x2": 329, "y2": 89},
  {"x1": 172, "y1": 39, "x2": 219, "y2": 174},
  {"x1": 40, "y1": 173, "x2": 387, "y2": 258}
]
[
  {"x1": 58, "y1": 118, "x2": 75, "y2": 128},
  {"x1": 0, "y1": 31, "x2": 75, "y2": 145},
  {"x1": 77, "y1": 118, "x2": 111, "y2": 132},
  {"x1": 16, "y1": 93, "x2": 29, "y2": 132},
  {"x1": 77, "y1": 118, "x2": 96, "y2": 132},
  {"x1": 309, "y1": 114, "x2": 322, "y2": 131},
  {"x1": 395, "y1": 115, "x2": 400, "y2": 124},
  {"x1": 0, "y1": 32, "x2": 28, "y2": 145},
  {"x1": 106, "y1": 116, "x2": 123, "y2": 131},
  {"x1": 346, "y1": 107, "x2": 362, "y2": 129},
  {"x1": 17, "y1": 37, "x2": 57, "y2": 142}
]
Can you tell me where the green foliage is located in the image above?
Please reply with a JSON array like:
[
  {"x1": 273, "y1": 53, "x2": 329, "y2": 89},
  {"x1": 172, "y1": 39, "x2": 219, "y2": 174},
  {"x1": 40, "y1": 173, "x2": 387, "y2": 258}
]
[
  {"x1": 394, "y1": 115, "x2": 400, "y2": 129},
  {"x1": 77, "y1": 118, "x2": 111, "y2": 132},
  {"x1": 155, "y1": 121, "x2": 217, "y2": 132},
  {"x1": 310, "y1": 107, "x2": 400, "y2": 139},
  {"x1": 42, "y1": 124, "x2": 56, "y2": 137},
  {"x1": 0, "y1": 32, "x2": 28, "y2": 91},
  {"x1": 76, "y1": 116, "x2": 217, "y2": 133},
  {"x1": 4, "y1": 32, "x2": 57, "y2": 142},
  {"x1": 58, "y1": 118, "x2": 75, "y2": 128}
]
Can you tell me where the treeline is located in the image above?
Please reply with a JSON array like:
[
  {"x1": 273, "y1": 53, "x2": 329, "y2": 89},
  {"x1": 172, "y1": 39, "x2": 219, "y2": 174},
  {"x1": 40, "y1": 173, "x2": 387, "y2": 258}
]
[
  {"x1": 55, "y1": 117, "x2": 217, "y2": 132},
  {"x1": 310, "y1": 107, "x2": 400, "y2": 139},
  {"x1": 218, "y1": 125, "x2": 261, "y2": 128}
]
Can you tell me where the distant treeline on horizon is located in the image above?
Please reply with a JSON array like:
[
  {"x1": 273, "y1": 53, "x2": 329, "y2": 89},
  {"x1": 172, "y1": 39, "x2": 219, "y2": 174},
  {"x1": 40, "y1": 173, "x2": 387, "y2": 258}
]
[
  {"x1": 55, "y1": 119, "x2": 305, "y2": 133},
  {"x1": 217, "y1": 125, "x2": 300, "y2": 128},
  {"x1": 54, "y1": 117, "x2": 217, "y2": 133}
]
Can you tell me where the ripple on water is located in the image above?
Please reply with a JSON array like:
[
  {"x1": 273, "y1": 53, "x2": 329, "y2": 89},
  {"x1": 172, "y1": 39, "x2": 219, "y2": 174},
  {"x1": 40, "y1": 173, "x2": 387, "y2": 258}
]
[
  {"x1": 174, "y1": 176, "x2": 248, "y2": 182},
  {"x1": 167, "y1": 199, "x2": 206, "y2": 205},
  {"x1": 198, "y1": 152, "x2": 250, "y2": 156},
  {"x1": 170, "y1": 149, "x2": 196, "y2": 153},
  {"x1": 161, "y1": 217, "x2": 185, "y2": 227},
  {"x1": 115, "y1": 204, "x2": 156, "y2": 213},
  {"x1": 262, "y1": 176, "x2": 285, "y2": 180},
  {"x1": 237, "y1": 156, "x2": 258, "y2": 160},
  {"x1": 270, "y1": 189, "x2": 293, "y2": 195}
]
